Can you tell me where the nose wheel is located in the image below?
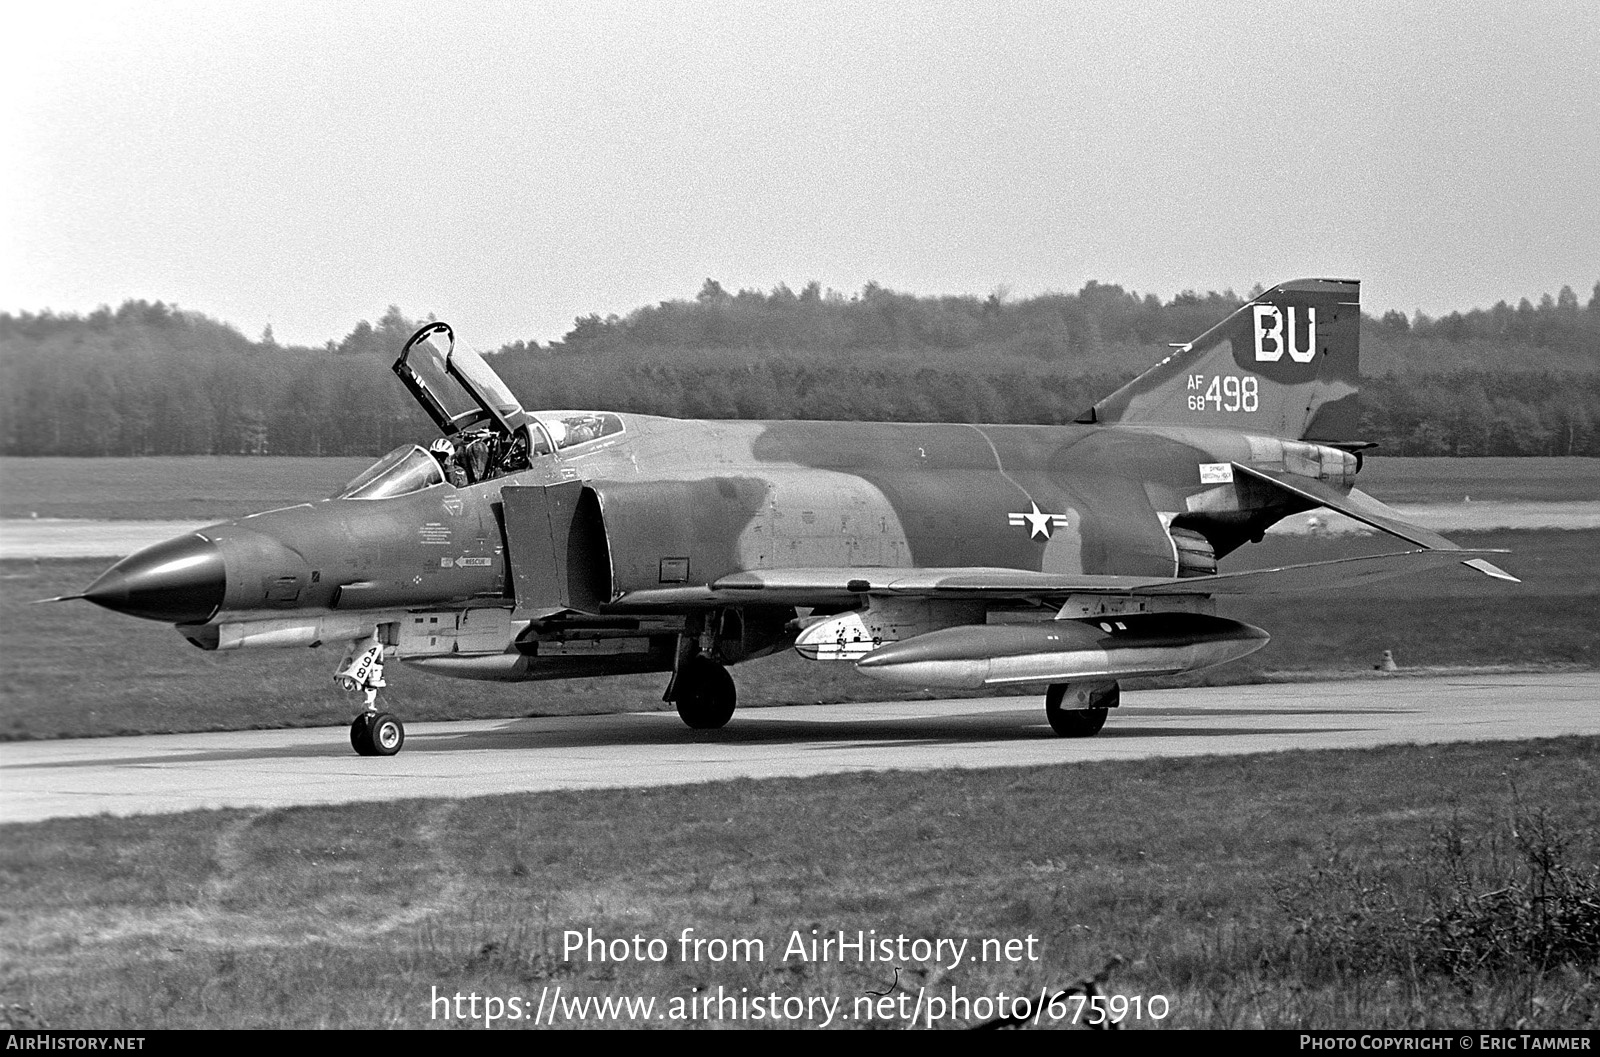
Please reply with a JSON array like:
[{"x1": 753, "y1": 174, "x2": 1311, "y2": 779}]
[
  {"x1": 351, "y1": 711, "x2": 406, "y2": 756},
  {"x1": 335, "y1": 634, "x2": 404, "y2": 755}
]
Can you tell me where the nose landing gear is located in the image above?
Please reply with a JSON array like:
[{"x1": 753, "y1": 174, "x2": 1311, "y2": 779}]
[
  {"x1": 336, "y1": 634, "x2": 406, "y2": 756},
  {"x1": 351, "y1": 711, "x2": 406, "y2": 756}
]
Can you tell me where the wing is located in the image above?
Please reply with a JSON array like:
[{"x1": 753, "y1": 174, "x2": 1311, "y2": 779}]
[
  {"x1": 638, "y1": 465, "x2": 1518, "y2": 607},
  {"x1": 697, "y1": 547, "x2": 1515, "y2": 607}
]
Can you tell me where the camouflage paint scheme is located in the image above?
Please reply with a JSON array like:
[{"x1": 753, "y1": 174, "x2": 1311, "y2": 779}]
[{"x1": 72, "y1": 279, "x2": 1516, "y2": 747}]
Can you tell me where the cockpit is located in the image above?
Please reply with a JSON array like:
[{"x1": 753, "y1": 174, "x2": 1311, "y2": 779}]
[
  {"x1": 337, "y1": 323, "x2": 632, "y2": 499},
  {"x1": 542, "y1": 411, "x2": 624, "y2": 449}
]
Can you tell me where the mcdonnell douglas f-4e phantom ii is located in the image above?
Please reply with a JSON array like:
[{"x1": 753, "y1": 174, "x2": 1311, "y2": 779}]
[{"x1": 63, "y1": 279, "x2": 1517, "y2": 755}]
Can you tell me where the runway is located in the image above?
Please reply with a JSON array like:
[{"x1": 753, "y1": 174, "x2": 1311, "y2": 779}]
[{"x1": 2, "y1": 672, "x2": 1595, "y2": 824}]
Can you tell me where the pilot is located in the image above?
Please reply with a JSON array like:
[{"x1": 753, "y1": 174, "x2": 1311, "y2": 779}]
[{"x1": 431, "y1": 438, "x2": 468, "y2": 488}]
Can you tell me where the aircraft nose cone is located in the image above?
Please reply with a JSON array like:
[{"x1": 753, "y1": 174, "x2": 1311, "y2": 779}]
[{"x1": 82, "y1": 534, "x2": 225, "y2": 624}]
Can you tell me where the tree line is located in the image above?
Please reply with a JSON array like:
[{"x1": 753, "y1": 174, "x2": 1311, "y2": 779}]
[{"x1": 2, "y1": 281, "x2": 1597, "y2": 458}]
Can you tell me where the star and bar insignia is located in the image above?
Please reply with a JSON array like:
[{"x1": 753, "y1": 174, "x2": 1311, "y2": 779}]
[{"x1": 1008, "y1": 501, "x2": 1070, "y2": 540}]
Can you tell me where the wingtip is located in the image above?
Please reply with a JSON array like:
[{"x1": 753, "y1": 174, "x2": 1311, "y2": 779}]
[{"x1": 1461, "y1": 558, "x2": 1520, "y2": 583}]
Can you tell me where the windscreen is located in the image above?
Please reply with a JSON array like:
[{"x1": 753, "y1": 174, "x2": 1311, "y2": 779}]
[{"x1": 336, "y1": 445, "x2": 445, "y2": 500}]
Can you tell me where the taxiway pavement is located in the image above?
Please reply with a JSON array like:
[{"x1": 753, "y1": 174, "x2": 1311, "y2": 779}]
[{"x1": 3, "y1": 672, "x2": 1595, "y2": 824}]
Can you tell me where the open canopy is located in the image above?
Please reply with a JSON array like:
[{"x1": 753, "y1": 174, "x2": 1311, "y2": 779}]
[{"x1": 393, "y1": 322, "x2": 529, "y2": 438}]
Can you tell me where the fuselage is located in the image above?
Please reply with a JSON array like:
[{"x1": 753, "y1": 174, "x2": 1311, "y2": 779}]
[
  {"x1": 85, "y1": 412, "x2": 1352, "y2": 650},
  {"x1": 78, "y1": 282, "x2": 1507, "y2": 748}
]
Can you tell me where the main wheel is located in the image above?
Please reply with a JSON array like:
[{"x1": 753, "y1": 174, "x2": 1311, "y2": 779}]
[
  {"x1": 1045, "y1": 681, "x2": 1118, "y2": 738},
  {"x1": 351, "y1": 712, "x2": 406, "y2": 756},
  {"x1": 674, "y1": 656, "x2": 737, "y2": 730}
]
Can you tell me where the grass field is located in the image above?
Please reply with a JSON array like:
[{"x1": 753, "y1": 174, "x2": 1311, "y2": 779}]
[
  {"x1": 0, "y1": 457, "x2": 373, "y2": 521},
  {"x1": 2, "y1": 737, "x2": 1596, "y2": 1029},
  {"x1": 2, "y1": 528, "x2": 1595, "y2": 742},
  {"x1": 2, "y1": 455, "x2": 1598, "y2": 521},
  {"x1": 1356, "y1": 456, "x2": 1600, "y2": 503}
]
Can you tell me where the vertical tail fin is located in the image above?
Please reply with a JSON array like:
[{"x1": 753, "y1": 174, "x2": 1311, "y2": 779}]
[{"x1": 1079, "y1": 278, "x2": 1361, "y2": 441}]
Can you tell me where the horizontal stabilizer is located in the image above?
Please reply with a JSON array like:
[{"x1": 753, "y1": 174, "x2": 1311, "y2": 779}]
[
  {"x1": 1461, "y1": 557, "x2": 1522, "y2": 583},
  {"x1": 1232, "y1": 463, "x2": 1518, "y2": 582},
  {"x1": 1234, "y1": 464, "x2": 1451, "y2": 548}
]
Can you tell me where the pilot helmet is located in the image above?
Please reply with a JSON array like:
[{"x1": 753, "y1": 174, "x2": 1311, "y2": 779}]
[{"x1": 429, "y1": 438, "x2": 453, "y2": 455}]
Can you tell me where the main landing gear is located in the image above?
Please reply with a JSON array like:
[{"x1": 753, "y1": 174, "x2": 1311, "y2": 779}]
[
  {"x1": 670, "y1": 654, "x2": 737, "y2": 730},
  {"x1": 1045, "y1": 680, "x2": 1119, "y2": 738}
]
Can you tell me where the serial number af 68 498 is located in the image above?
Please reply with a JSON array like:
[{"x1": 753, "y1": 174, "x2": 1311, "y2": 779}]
[{"x1": 1187, "y1": 373, "x2": 1259, "y2": 413}]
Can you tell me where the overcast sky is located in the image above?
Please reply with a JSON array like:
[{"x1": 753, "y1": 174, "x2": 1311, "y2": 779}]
[{"x1": 4, "y1": 0, "x2": 1597, "y2": 348}]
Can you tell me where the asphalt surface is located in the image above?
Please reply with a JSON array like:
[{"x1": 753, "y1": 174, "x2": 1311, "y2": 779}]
[
  {"x1": 1, "y1": 519, "x2": 210, "y2": 559},
  {"x1": 3, "y1": 672, "x2": 1595, "y2": 824}
]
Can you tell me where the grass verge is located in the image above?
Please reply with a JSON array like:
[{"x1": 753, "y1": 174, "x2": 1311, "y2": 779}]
[
  {"x1": 1, "y1": 738, "x2": 1596, "y2": 1028},
  {"x1": 0, "y1": 457, "x2": 373, "y2": 521}
]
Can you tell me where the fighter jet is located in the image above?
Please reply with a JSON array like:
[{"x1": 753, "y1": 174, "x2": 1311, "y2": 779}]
[{"x1": 62, "y1": 279, "x2": 1517, "y2": 755}]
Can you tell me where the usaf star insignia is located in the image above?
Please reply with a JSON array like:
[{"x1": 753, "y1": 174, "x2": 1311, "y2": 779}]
[{"x1": 1008, "y1": 501, "x2": 1070, "y2": 540}]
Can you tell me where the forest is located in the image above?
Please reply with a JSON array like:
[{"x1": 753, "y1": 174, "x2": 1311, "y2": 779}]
[{"x1": 2, "y1": 279, "x2": 1597, "y2": 457}]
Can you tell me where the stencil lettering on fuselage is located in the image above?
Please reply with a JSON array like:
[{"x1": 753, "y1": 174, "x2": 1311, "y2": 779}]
[{"x1": 744, "y1": 471, "x2": 912, "y2": 569}]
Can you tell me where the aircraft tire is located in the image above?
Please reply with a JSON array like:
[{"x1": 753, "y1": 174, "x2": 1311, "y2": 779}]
[
  {"x1": 1045, "y1": 681, "x2": 1116, "y2": 737},
  {"x1": 369, "y1": 712, "x2": 406, "y2": 755},
  {"x1": 1047, "y1": 705, "x2": 1108, "y2": 737},
  {"x1": 351, "y1": 714, "x2": 377, "y2": 756},
  {"x1": 351, "y1": 712, "x2": 406, "y2": 755},
  {"x1": 675, "y1": 657, "x2": 737, "y2": 730}
]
